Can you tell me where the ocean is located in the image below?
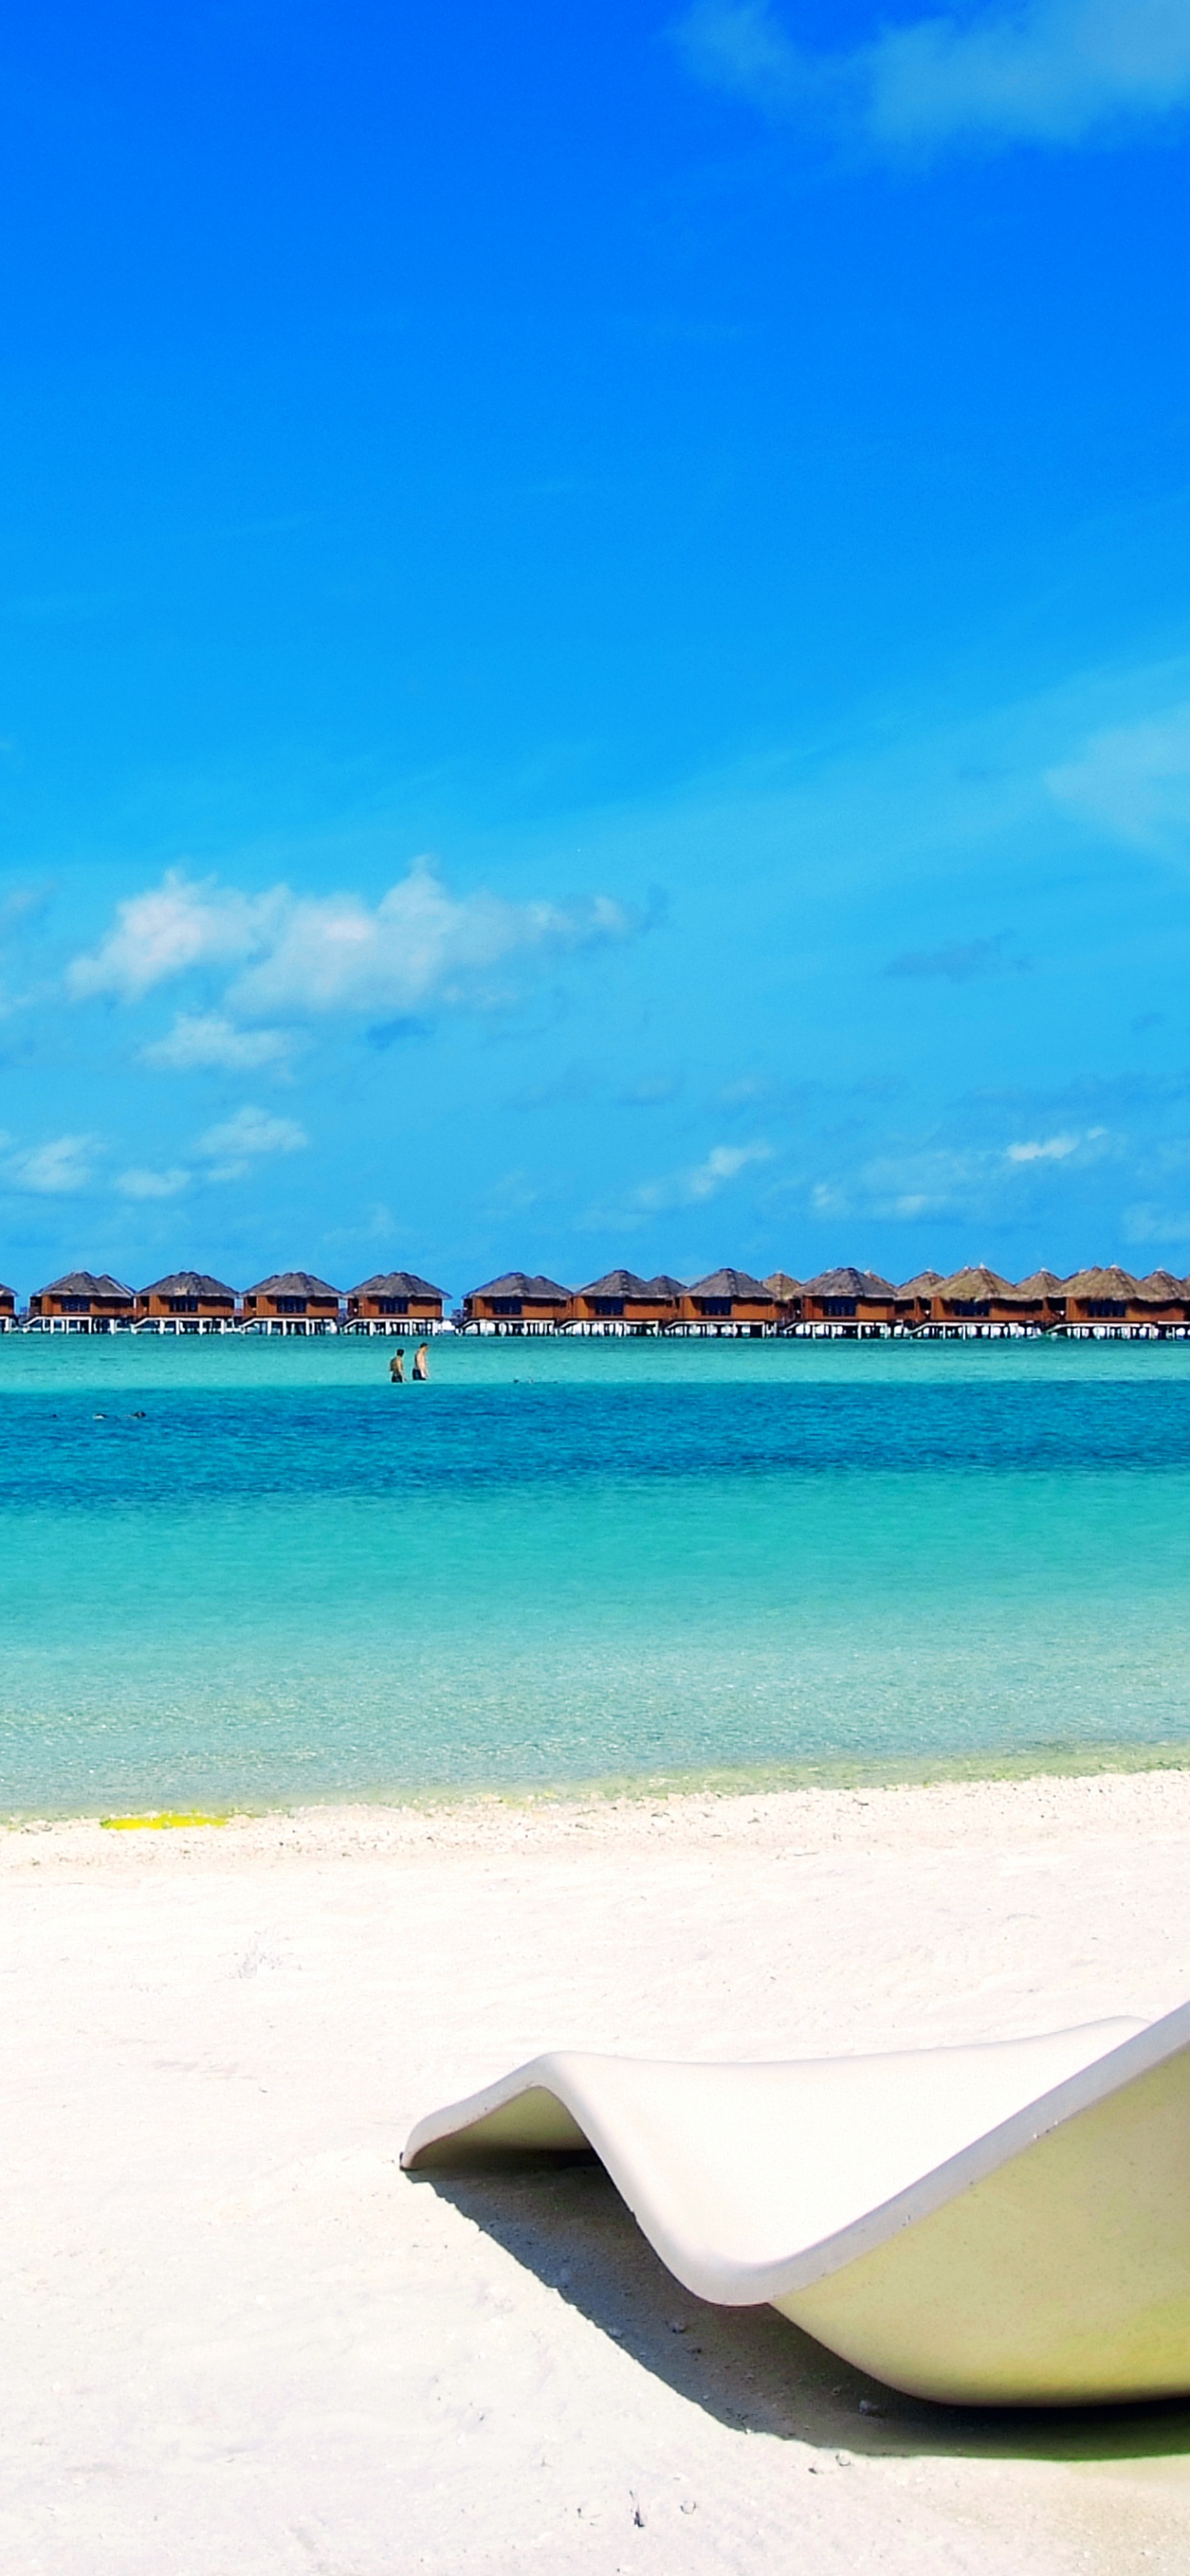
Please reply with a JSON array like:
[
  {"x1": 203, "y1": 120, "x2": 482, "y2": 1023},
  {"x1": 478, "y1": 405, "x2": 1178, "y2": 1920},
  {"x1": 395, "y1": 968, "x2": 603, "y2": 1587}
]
[{"x1": 2, "y1": 1332, "x2": 1190, "y2": 1815}]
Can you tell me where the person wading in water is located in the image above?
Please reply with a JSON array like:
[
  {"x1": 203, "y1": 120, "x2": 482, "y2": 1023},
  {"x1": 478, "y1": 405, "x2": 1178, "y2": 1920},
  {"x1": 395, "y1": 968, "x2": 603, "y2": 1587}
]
[
  {"x1": 412, "y1": 1343, "x2": 429, "y2": 1380},
  {"x1": 389, "y1": 1347, "x2": 405, "y2": 1383}
]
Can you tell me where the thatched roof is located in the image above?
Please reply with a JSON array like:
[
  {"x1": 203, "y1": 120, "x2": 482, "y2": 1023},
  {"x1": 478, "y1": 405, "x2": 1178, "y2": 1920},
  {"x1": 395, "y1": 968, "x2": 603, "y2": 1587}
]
[
  {"x1": 804, "y1": 1267, "x2": 896, "y2": 1299},
  {"x1": 936, "y1": 1266, "x2": 1029, "y2": 1302},
  {"x1": 141, "y1": 1271, "x2": 238, "y2": 1300},
  {"x1": 1015, "y1": 1270, "x2": 1067, "y2": 1296},
  {"x1": 1134, "y1": 1270, "x2": 1185, "y2": 1301},
  {"x1": 0, "y1": 1280, "x2": 14, "y2": 1300},
  {"x1": 580, "y1": 1271, "x2": 658, "y2": 1299},
  {"x1": 469, "y1": 1273, "x2": 572, "y2": 1301},
  {"x1": 688, "y1": 1269, "x2": 774, "y2": 1300},
  {"x1": 245, "y1": 1271, "x2": 341, "y2": 1300},
  {"x1": 578, "y1": 1271, "x2": 687, "y2": 1301},
  {"x1": 897, "y1": 1271, "x2": 943, "y2": 1294},
  {"x1": 764, "y1": 1273, "x2": 803, "y2": 1299},
  {"x1": 352, "y1": 1272, "x2": 449, "y2": 1300},
  {"x1": 38, "y1": 1271, "x2": 134, "y2": 1300},
  {"x1": 1064, "y1": 1266, "x2": 1141, "y2": 1300}
]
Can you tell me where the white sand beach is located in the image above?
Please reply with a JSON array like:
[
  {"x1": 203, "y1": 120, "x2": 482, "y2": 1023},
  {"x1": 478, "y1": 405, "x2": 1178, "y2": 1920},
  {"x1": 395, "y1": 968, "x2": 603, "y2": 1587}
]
[{"x1": 5, "y1": 1768, "x2": 1190, "y2": 2574}]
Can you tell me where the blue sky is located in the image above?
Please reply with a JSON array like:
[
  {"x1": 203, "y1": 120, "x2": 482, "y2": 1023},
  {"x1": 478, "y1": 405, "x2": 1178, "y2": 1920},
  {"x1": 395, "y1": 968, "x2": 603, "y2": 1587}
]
[{"x1": 3, "y1": 0, "x2": 1190, "y2": 1299}]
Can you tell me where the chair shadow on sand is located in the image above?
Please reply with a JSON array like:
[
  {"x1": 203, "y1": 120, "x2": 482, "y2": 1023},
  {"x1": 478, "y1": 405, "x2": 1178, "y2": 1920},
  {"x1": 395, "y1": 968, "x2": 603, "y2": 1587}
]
[{"x1": 409, "y1": 2153, "x2": 1190, "y2": 2470}]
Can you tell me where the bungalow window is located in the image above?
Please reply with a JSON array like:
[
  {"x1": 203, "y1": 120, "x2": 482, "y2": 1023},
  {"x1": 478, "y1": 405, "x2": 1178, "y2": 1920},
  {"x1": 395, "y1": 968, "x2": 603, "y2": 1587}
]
[
  {"x1": 1086, "y1": 1300, "x2": 1126, "y2": 1318},
  {"x1": 377, "y1": 1298, "x2": 408, "y2": 1316},
  {"x1": 275, "y1": 1297, "x2": 308, "y2": 1315},
  {"x1": 59, "y1": 1298, "x2": 89, "y2": 1314},
  {"x1": 823, "y1": 1298, "x2": 857, "y2": 1318},
  {"x1": 949, "y1": 1300, "x2": 990, "y2": 1317},
  {"x1": 697, "y1": 1298, "x2": 732, "y2": 1317},
  {"x1": 590, "y1": 1297, "x2": 624, "y2": 1316},
  {"x1": 490, "y1": 1298, "x2": 522, "y2": 1316},
  {"x1": 169, "y1": 1297, "x2": 198, "y2": 1313}
]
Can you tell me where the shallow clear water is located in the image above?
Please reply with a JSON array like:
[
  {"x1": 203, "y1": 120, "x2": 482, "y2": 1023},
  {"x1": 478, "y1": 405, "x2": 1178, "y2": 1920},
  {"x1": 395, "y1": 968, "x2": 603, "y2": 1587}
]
[{"x1": 2, "y1": 1334, "x2": 1190, "y2": 1812}]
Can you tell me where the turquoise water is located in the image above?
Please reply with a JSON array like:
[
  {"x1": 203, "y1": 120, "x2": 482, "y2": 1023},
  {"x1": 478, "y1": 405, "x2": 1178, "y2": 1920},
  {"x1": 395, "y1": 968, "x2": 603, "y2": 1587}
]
[{"x1": 2, "y1": 1334, "x2": 1190, "y2": 1813}]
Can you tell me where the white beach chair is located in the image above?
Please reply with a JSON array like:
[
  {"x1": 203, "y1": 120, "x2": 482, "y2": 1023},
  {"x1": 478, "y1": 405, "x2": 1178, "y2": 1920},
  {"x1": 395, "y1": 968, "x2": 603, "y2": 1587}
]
[{"x1": 403, "y1": 2002, "x2": 1190, "y2": 2405}]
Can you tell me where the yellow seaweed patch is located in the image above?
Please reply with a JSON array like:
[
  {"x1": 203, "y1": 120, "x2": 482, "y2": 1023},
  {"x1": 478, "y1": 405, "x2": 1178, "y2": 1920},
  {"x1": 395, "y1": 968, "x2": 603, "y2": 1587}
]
[{"x1": 100, "y1": 1811, "x2": 230, "y2": 1831}]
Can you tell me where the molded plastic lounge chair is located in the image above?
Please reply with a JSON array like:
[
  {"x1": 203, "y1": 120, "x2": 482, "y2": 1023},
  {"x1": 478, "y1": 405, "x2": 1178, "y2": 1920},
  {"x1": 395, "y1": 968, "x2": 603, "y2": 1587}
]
[{"x1": 403, "y1": 2001, "x2": 1190, "y2": 2405}]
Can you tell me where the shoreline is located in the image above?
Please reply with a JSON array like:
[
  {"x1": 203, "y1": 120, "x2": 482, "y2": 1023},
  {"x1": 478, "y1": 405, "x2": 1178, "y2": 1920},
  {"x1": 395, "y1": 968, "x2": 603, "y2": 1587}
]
[
  {"x1": 6, "y1": 1732, "x2": 1190, "y2": 1833},
  {"x1": 7, "y1": 1753, "x2": 1190, "y2": 1864}
]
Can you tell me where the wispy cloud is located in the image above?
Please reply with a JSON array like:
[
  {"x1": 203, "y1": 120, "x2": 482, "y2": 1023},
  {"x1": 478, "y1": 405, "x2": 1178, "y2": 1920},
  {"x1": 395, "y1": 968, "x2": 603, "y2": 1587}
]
[
  {"x1": 618, "y1": 1073, "x2": 683, "y2": 1108},
  {"x1": 69, "y1": 870, "x2": 278, "y2": 1002},
  {"x1": 115, "y1": 1164, "x2": 192, "y2": 1201},
  {"x1": 142, "y1": 1013, "x2": 296, "y2": 1073},
  {"x1": 807, "y1": 1124, "x2": 1110, "y2": 1224},
  {"x1": 70, "y1": 860, "x2": 639, "y2": 1027},
  {"x1": 0, "y1": 885, "x2": 53, "y2": 946},
  {"x1": 1004, "y1": 1130, "x2": 1088, "y2": 1162},
  {"x1": 845, "y1": 1145, "x2": 985, "y2": 1220},
  {"x1": 1124, "y1": 1202, "x2": 1190, "y2": 1244},
  {"x1": 196, "y1": 1103, "x2": 308, "y2": 1183},
  {"x1": 232, "y1": 868, "x2": 634, "y2": 1020},
  {"x1": 675, "y1": 0, "x2": 1190, "y2": 156},
  {"x1": 1046, "y1": 701, "x2": 1190, "y2": 853},
  {"x1": 5, "y1": 1133, "x2": 99, "y2": 1195},
  {"x1": 886, "y1": 933, "x2": 1027, "y2": 982},
  {"x1": 481, "y1": 1167, "x2": 544, "y2": 1221},
  {"x1": 634, "y1": 1139, "x2": 772, "y2": 1211}
]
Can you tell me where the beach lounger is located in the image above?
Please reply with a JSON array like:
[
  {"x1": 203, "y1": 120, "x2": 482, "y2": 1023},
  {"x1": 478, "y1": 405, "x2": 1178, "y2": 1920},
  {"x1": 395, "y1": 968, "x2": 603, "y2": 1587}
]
[{"x1": 403, "y1": 2002, "x2": 1190, "y2": 2404}]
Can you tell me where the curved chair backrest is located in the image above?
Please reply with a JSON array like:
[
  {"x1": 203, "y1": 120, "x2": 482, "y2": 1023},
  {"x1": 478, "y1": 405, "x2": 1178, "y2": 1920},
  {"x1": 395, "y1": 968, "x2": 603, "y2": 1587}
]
[{"x1": 405, "y1": 2001, "x2": 1190, "y2": 2404}]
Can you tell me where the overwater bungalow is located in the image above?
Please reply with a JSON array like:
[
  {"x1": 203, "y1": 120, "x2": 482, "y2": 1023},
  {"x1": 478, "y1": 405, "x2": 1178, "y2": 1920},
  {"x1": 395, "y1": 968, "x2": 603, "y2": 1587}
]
[
  {"x1": 240, "y1": 1271, "x2": 342, "y2": 1333},
  {"x1": 925, "y1": 1266, "x2": 1039, "y2": 1334},
  {"x1": 345, "y1": 1272, "x2": 450, "y2": 1332},
  {"x1": 570, "y1": 1271, "x2": 683, "y2": 1333},
  {"x1": 765, "y1": 1272, "x2": 804, "y2": 1322},
  {"x1": 801, "y1": 1267, "x2": 898, "y2": 1333},
  {"x1": 1016, "y1": 1269, "x2": 1070, "y2": 1326},
  {"x1": 1134, "y1": 1270, "x2": 1190, "y2": 1323},
  {"x1": 461, "y1": 1273, "x2": 574, "y2": 1332},
  {"x1": 894, "y1": 1271, "x2": 944, "y2": 1328},
  {"x1": 135, "y1": 1271, "x2": 239, "y2": 1332},
  {"x1": 28, "y1": 1271, "x2": 136, "y2": 1331},
  {"x1": 675, "y1": 1269, "x2": 778, "y2": 1335},
  {"x1": 1062, "y1": 1266, "x2": 1185, "y2": 1333},
  {"x1": 0, "y1": 1279, "x2": 15, "y2": 1330}
]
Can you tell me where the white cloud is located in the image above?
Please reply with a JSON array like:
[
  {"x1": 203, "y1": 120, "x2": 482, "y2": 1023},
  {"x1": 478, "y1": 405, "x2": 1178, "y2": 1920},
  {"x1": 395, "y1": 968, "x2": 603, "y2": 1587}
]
[
  {"x1": 196, "y1": 1103, "x2": 308, "y2": 1183},
  {"x1": 6, "y1": 1134, "x2": 99, "y2": 1195},
  {"x1": 69, "y1": 869, "x2": 279, "y2": 1001},
  {"x1": 809, "y1": 1125, "x2": 1110, "y2": 1224},
  {"x1": 229, "y1": 865, "x2": 632, "y2": 1019},
  {"x1": 115, "y1": 1164, "x2": 192, "y2": 1201},
  {"x1": 854, "y1": 1145, "x2": 984, "y2": 1218},
  {"x1": 688, "y1": 1141, "x2": 771, "y2": 1198},
  {"x1": 635, "y1": 1140, "x2": 771, "y2": 1211},
  {"x1": 69, "y1": 860, "x2": 637, "y2": 1026},
  {"x1": 1046, "y1": 702, "x2": 1190, "y2": 851},
  {"x1": 142, "y1": 1012, "x2": 295, "y2": 1072},
  {"x1": 676, "y1": 0, "x2": 1190, "y2": 154},
  {"x1": 1004, "y1": 1132, "x2": 1082, "y2": 1162}
]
